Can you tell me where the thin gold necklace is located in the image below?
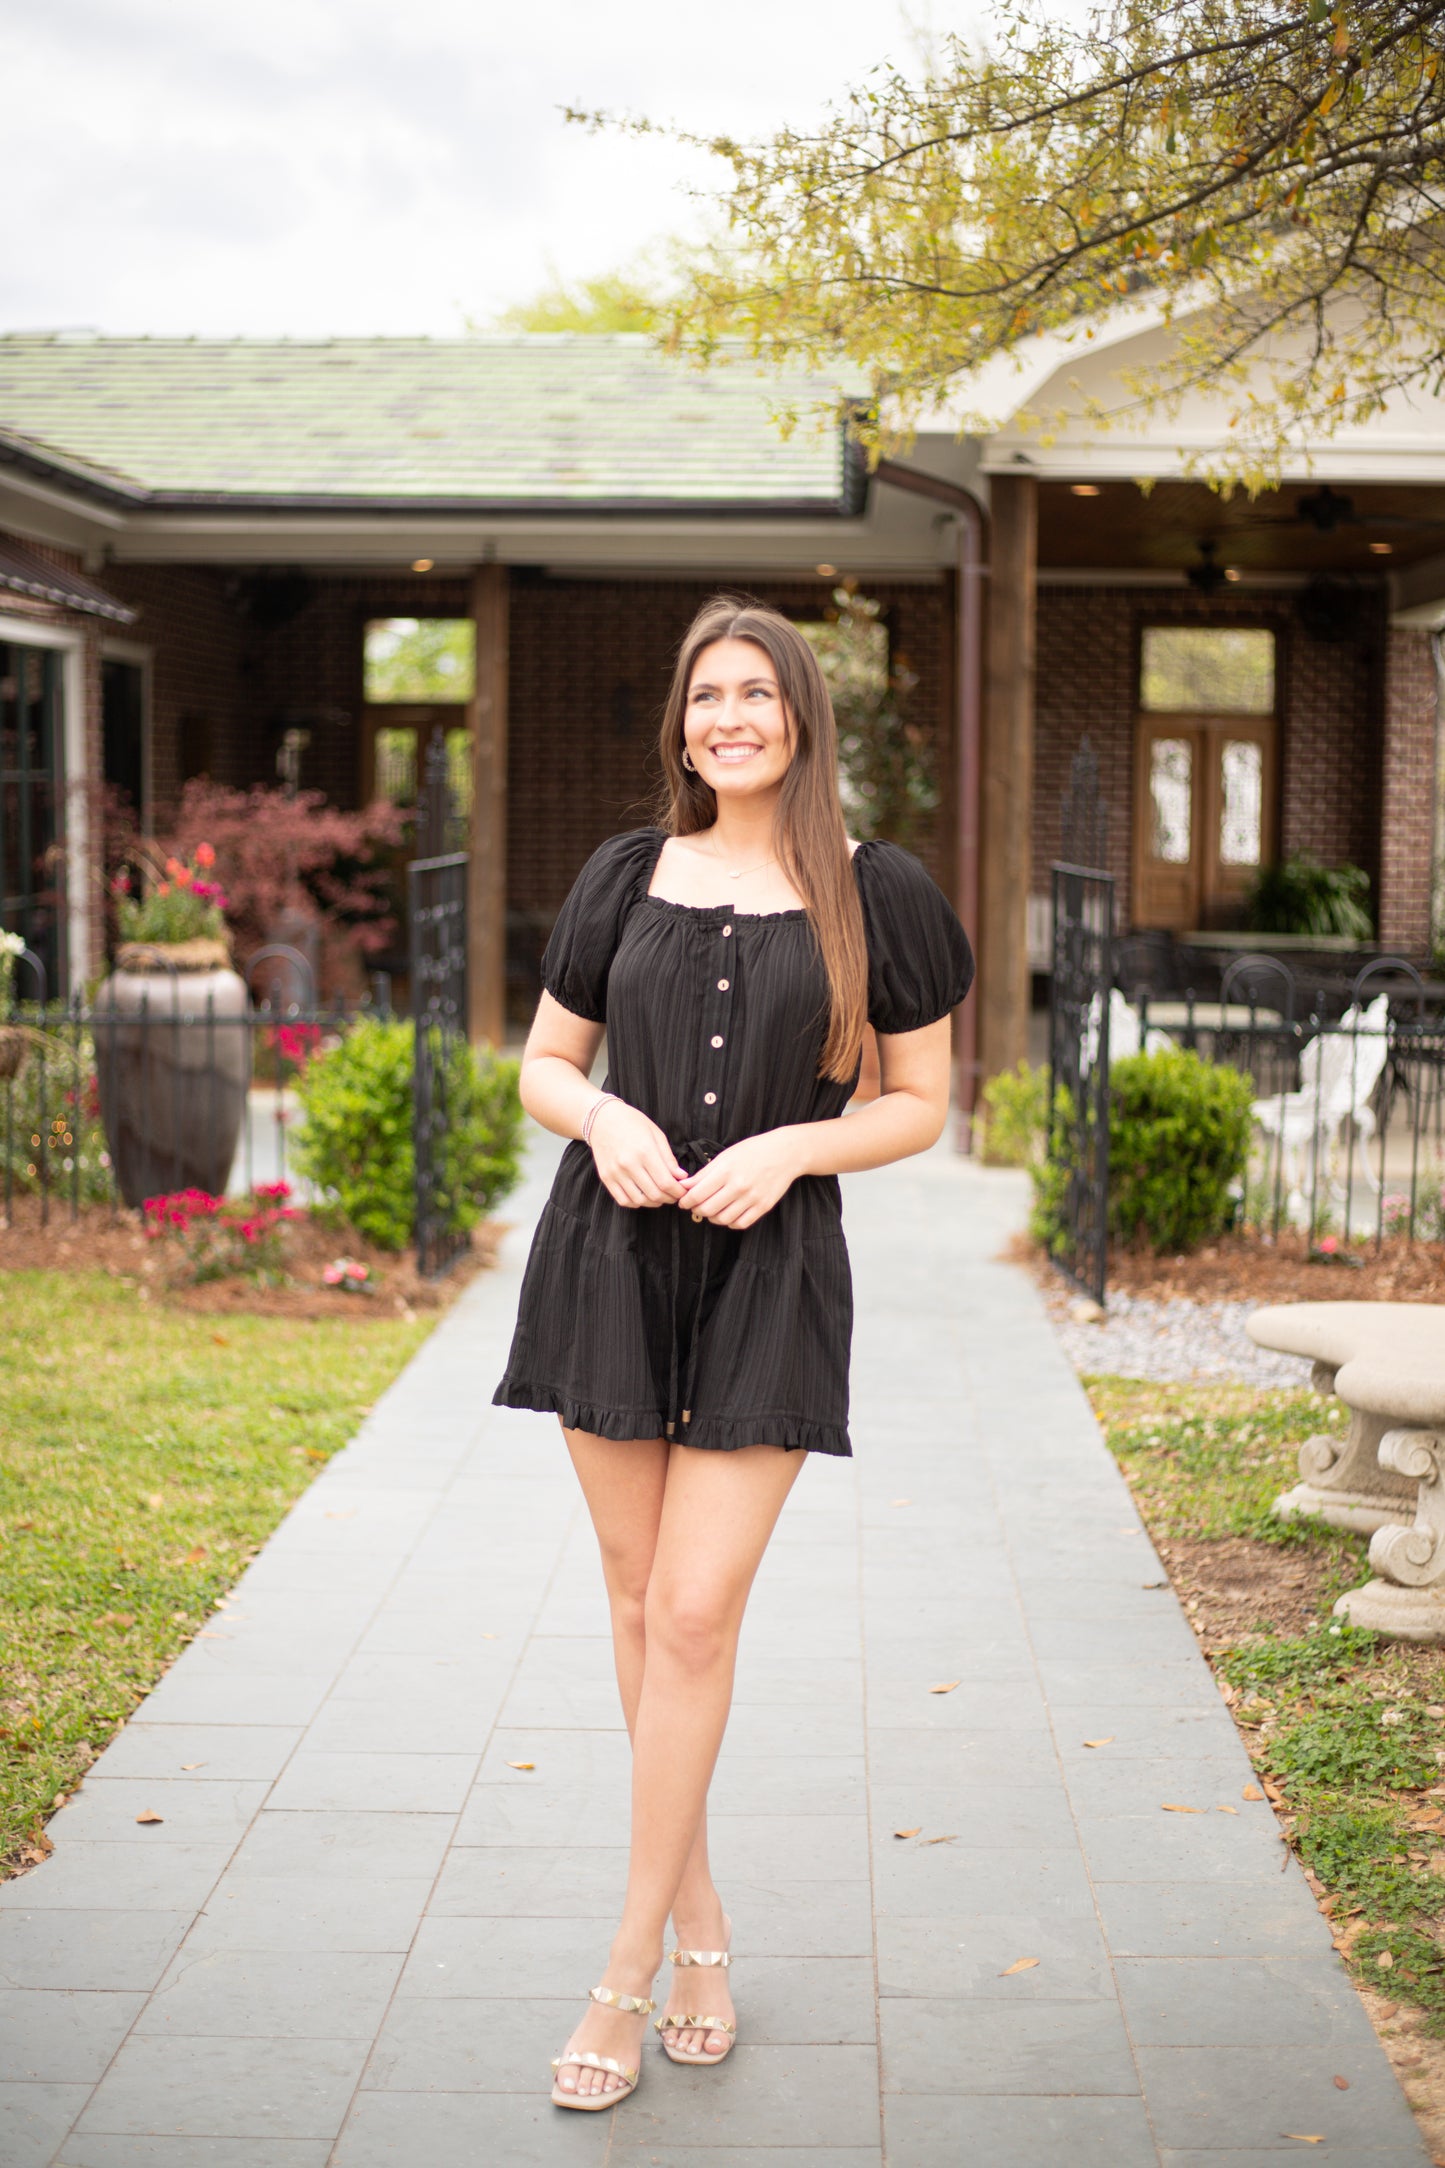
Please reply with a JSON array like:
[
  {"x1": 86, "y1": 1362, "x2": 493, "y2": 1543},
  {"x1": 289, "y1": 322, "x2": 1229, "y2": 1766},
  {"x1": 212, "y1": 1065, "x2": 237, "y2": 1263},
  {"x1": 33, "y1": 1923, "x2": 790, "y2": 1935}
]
[{"x1": 694, "y1": 837, "x2": 776, "y2": 881}]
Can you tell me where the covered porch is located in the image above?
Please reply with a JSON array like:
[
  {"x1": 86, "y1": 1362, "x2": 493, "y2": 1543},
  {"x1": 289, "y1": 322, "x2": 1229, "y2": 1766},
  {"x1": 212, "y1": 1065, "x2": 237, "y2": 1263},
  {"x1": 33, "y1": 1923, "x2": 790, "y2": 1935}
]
[{"x1": 0, "y1": 330, "x2": 1441, "y2": 1120}]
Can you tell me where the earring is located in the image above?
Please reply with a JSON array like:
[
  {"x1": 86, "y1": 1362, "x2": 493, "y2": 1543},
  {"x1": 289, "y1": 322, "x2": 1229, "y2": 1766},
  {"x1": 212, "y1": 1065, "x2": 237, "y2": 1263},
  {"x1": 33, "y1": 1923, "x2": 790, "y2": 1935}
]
[{"x1": 681, "y1": 748, "x2": 696, "y2": 771}]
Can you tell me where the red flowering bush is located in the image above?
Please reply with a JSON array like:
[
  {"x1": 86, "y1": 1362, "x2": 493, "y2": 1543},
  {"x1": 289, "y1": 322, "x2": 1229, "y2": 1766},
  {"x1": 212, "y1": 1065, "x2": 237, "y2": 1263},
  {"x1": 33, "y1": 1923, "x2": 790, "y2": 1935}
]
[
  {"x1": 268, "y1": 1021, "x2": 323, "y2": 1071},
  {"x1": 143, "y1": 1180, "x2": 299, "y2": 1284}
]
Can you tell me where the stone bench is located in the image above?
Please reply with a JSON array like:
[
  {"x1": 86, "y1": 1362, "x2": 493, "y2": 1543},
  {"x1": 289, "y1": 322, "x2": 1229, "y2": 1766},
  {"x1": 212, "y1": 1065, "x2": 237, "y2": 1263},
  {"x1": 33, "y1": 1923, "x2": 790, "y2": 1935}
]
[{"x1": 1247, "y1": 1302, "x2": 1445, "y2": 1642}]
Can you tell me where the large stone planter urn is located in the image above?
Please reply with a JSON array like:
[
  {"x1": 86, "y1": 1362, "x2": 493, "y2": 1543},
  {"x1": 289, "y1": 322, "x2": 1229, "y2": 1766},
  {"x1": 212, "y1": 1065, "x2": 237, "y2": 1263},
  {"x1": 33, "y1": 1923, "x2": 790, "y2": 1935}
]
[{"x1": 94, "y1": 939, "x2": 250, "y2": 1207}]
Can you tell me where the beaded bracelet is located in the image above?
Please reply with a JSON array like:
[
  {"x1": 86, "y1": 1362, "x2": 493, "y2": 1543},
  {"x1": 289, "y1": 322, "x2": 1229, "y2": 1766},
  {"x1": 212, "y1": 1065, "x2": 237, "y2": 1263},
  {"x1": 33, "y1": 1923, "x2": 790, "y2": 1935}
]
[{"x1": 582, "y1": 1091, "x2": 621, "y2": 1149}]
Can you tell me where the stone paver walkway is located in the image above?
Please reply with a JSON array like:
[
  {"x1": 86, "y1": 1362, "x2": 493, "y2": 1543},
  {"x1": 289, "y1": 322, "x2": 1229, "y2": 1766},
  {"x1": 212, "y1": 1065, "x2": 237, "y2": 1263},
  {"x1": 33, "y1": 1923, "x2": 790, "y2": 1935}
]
[{"x1": 1, "y1": 1130, "x2": 1430, "y2": 2167}]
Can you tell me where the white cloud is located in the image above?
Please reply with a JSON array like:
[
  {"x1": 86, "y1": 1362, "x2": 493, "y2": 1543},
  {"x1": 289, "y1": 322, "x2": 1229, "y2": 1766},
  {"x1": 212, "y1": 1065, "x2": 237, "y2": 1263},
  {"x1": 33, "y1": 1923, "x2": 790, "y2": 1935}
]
[{"x1": 0, "y1": 0, "x2": 965, "y2": 337}]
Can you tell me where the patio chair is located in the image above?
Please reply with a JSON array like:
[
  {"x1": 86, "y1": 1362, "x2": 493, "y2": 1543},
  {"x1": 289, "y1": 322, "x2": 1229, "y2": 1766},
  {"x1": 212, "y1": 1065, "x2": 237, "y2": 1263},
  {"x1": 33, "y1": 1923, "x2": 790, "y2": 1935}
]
[
  {"x1": 1079, "y1": 987, "x2": 1174, "y2": 1074},
  {"x1": 1252, "y1": 994, "x2": 1391, "y2": 1222}
]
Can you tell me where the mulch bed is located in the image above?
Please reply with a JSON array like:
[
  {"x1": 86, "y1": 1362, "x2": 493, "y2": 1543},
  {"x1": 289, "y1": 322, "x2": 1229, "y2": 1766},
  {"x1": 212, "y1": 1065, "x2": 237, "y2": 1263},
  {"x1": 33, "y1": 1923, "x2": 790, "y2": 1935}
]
[
  {"x1": 1010, "y1": 1226, "x2": 1445, "y2": 1305},
  {"x1": 0, "y1": 1195, "x2": 504, "y2": 1318}
]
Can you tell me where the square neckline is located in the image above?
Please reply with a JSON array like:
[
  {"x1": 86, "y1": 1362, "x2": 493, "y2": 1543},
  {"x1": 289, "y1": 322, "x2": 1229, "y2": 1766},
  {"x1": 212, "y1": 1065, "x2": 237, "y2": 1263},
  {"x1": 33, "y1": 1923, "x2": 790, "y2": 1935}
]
[{"x1": 641, "y1": 827, "x2": 874, "y2": 921}]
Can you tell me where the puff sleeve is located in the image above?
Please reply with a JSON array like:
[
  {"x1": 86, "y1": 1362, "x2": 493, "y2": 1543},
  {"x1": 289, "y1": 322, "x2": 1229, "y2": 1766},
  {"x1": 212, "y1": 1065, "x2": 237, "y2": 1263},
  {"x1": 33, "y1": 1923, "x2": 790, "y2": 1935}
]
[
  {"x1": 540, "y1": 829, "x2": 661, "y2": 1022},
  {"x1": 855, "y1": 839, "x2": 976, "y2": 1034}
]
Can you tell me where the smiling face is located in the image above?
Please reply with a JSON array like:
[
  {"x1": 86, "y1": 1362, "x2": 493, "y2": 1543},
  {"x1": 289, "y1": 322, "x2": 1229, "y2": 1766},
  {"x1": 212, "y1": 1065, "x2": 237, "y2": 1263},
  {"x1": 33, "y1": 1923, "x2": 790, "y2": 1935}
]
[{"x1": 682, "y1": 638, "x2": 795, "y2": 802}]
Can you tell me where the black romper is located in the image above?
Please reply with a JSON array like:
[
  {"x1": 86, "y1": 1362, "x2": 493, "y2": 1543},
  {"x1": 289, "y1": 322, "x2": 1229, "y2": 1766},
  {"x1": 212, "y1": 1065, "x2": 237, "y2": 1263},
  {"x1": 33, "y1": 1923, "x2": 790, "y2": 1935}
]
[{"x1": 492, "y1": 827, "x2": 975, "y2": 1458}]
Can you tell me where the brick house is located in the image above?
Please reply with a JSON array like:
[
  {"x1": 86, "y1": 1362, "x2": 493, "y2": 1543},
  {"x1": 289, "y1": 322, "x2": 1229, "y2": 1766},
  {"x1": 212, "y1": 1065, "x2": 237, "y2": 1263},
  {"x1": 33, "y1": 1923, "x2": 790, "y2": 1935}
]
[{"x1": 1, "y1": 326, "x2": 1441, "y2": 1112}]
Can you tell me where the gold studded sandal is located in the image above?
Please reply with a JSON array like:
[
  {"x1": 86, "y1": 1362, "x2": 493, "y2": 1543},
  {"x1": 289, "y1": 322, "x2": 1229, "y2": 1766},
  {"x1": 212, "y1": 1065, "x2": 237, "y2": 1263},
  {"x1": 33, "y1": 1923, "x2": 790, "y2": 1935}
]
[
  {"x1": 655, "y1": 1920, "x2": 736, "y2": 2066},
  {"x1": 550, "y1": 1983, "x2": 656, "y2": 2111}
]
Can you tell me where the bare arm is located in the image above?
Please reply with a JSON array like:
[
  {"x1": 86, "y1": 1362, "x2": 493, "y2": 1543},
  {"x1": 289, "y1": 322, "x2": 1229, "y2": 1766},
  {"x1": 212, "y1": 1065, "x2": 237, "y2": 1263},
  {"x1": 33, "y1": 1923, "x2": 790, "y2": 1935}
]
[
  {"x1": 520, "y1": 990, "x2": 688, "y2": 1208},
  {"x1": 679, "y1": 1014, "x2": 953, "y2": 1229}
]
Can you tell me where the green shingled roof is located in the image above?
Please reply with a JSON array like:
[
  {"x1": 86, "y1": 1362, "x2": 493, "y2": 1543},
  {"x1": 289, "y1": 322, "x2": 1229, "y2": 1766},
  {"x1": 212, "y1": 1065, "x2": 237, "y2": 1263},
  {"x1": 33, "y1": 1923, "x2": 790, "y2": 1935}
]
[{"x1": 0, "y1": 334, "x2": 857, "y2": 509}]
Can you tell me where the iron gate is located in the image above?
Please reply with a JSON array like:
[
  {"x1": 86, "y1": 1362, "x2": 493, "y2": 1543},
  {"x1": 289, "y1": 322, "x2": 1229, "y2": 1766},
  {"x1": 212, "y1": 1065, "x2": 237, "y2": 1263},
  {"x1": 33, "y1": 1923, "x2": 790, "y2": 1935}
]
[
  {"x1": 408, "y1": 740, "x2": 471, "y2": 1278},
  {"x1": 1047, "y1": 863, "x2": 1116, "y2": 1304}
]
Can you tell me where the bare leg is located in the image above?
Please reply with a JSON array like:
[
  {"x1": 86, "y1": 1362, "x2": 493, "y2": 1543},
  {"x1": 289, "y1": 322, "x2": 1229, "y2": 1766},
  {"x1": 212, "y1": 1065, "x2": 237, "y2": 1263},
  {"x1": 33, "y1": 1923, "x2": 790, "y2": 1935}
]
[
  {"x1": 554, "y1": 1431, "x2": 805, "y2": 2098},
  {"x1": 560, "y1": 1426, "x2": 718, "y2": 1922}
]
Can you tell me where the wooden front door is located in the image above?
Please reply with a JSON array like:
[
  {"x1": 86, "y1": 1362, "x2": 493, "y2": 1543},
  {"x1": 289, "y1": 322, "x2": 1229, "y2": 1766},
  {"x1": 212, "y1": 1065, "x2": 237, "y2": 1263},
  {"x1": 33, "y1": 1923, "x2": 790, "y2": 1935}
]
[{"x1": 1132, "y1": 715, "x2": 1276, "y2": 931}]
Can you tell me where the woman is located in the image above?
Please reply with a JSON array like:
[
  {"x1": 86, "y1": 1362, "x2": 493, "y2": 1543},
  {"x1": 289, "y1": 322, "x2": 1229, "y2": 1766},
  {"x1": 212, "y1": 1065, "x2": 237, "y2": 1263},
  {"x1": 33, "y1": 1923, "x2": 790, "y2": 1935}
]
[{"x1": 493, "y1": 595, "x2": 974, "y2": 2110}]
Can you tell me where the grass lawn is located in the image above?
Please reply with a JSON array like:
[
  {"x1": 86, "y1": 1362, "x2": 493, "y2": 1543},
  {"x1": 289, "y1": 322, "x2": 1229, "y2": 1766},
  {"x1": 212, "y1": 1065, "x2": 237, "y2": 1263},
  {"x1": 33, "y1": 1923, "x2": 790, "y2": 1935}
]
[
  {"x1": 1088, "y1": 1377, "x2": 1445, "y2": 2052},
  {"x1": 0, "y1": 1269, "x2": 434, "y2": 1879}
]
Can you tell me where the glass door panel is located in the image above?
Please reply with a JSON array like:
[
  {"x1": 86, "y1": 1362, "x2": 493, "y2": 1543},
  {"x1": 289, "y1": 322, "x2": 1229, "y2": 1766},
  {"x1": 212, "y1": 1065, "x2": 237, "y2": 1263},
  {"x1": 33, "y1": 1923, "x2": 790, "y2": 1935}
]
[{"x1": 1134, "y1": 724, "x2": 1201, "y2": 928}]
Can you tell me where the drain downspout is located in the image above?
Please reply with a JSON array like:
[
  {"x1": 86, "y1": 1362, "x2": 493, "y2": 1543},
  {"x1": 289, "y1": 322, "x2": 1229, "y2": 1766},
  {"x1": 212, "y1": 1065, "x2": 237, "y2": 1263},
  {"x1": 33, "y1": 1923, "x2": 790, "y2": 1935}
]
[{"x1": 872, "y1": 458, "x2": 987, "y2": 1150}]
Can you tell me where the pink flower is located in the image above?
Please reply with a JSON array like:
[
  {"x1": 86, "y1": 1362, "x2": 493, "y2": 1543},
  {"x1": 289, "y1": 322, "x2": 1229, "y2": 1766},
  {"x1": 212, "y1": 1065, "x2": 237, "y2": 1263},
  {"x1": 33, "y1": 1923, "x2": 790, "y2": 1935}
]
[
  {"x1": 1318, "y1": 1235, "x2": 1339, "y2": 1255},
  {"x1": 195, "y1": 841, "x2": 216, "y2": 868}
]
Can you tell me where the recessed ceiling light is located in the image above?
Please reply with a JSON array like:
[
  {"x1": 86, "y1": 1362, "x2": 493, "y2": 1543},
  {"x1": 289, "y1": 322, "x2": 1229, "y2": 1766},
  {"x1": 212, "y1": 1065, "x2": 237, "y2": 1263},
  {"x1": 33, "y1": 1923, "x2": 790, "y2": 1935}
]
[
  {"x1": 1368, "y1": 541, "x2": 1393, "y2": 555},
  {"x1": 816, "y1": 563, "x2": 838, "y2": 577},
  {"x1": 1070, "y1": 483, "x2": 1101, "y2": 497},
  {"x1": 411, "y1": 557, "x2": 435, "y2": 572}
]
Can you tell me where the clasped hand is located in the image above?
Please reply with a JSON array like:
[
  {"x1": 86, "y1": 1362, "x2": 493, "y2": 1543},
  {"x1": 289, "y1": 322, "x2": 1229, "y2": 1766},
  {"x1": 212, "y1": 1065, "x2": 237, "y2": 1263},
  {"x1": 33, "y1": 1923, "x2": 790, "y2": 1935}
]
[{"x1": 588, "y1": 1102, "x2": 803, "y2": 1230}]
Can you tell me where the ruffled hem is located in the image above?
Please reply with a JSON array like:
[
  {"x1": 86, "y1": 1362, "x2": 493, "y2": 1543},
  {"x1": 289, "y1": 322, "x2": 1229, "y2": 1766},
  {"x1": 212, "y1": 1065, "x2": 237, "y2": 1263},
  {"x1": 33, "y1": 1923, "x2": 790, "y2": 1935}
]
[{"x1": 491, "y1": 1377, "x2": 851, "y2": 1458}]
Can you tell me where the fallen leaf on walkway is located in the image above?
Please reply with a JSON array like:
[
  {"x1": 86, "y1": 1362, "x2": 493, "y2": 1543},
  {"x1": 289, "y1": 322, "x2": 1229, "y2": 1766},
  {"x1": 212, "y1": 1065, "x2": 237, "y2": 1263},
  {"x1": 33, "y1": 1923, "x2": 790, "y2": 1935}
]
[
  {"x1": 135, "y1": 1809, "x2": 164, "y2": 1824},
  {"x1": 1082, "y1": 1737, "x2": 1114, "y2": 1748},
  {"x1": 890, "y1": 1498, "x2": 912, "y2": 1508},
  {"x1": 1281, "y1": 2137, "x2": 1324, "y2": 2145},
  {"x1": 1333, "y1": 2075, "x2": 1350, "y2": 2090},
  {"x1": 929, "y1": 1681, "x2": 961, "y2": 1694},
  {"x1": 505, "y1": 1760, "x2": 535, "y2": 1771},
  {"x1": 325, "y1": 1509, "x2": 356, "y2": 1519},
  {"x1": 919, "y1": 1834, "x2": 958, "y2": 1845},
  {"x1": 1141, "y1": 1580, "x2": 1167, "y2": 1588},
  {"x1": 999, "y1": 1958, "x2": 1039, "y2": 1975},
  {"x1": 1161, "y1": 1803, "x2": 1204, "y2": 1814},
  {"x1": 894, "y1": 1828, "x2": 922, "y2": 1839},
  {"x1": 1216, "y1": 1805, "x2": 1238, "y2": 1815},
  {"x1": 1242, "y1": 1783, "x2": 1265, "y2": 1801},
  {"x1": 180, "y1": 1762, "x2": 205, "y2": 1771},
  {"x1": 481, "y1": 1633, "x2": 499, "y2": 1640}
]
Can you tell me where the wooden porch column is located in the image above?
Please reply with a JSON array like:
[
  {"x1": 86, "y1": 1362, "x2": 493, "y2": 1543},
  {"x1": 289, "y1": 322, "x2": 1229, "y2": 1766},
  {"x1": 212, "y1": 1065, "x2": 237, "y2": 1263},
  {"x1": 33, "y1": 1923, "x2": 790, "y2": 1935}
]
[
  {"x1": 467, "y1": 563, "x2": 509, "y2": 1048},
  {"x1": 979, "y1": 471, "x2": 1037, "y2": 1085}
]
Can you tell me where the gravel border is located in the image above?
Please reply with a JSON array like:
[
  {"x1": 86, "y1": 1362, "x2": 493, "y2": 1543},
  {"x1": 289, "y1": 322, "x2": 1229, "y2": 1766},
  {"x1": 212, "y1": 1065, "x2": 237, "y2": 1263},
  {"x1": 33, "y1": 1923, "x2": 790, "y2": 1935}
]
[{"x1": 1047, "y1": 1288, "x2": 1316, "y2": 1387}]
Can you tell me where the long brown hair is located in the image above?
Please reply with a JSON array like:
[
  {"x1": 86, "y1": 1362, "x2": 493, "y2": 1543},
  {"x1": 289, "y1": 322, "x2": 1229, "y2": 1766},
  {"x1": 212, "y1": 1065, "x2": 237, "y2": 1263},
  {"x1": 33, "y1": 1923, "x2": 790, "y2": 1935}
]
[{"x1": 655, "y1": 595, "x2": 868, "y2": 1084}]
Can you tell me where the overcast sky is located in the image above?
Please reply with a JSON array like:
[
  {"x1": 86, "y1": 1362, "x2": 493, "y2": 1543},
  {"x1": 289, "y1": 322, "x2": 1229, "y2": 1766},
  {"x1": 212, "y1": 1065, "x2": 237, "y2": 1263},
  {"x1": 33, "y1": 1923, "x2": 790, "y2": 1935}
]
[{"x1": 1, "y1": 0, "x2": 972, "y2": 340}]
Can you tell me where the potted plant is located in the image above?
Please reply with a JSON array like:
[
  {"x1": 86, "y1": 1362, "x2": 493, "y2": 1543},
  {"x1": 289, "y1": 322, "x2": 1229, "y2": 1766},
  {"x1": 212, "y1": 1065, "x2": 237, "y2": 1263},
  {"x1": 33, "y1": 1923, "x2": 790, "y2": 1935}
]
[
  {"x1": 0, "y1": 929, "x2": 28, "y2": 1080},
  {"x1": 94, "y1": 844, "x2": 251, "y2": 1206}
]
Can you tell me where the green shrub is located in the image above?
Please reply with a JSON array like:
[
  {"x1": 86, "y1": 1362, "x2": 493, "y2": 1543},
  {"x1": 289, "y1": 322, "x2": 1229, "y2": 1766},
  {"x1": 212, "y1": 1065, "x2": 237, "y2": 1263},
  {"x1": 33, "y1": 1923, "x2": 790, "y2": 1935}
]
[
  {"x1": 1108, "y1": 1047, "x2": 1254, "y2": 1251},
  {"x1": 1246, "y1": 852, "x2": 1373, "y2": 940},
  {"x1": 978, "y1": 1060, "x2": 1048, "y2": 1167},
  {"x1": 292, "y1": 1016, "x2": 523, "y2": 1251},
  {"x1": 1033, "y1": 1047, "x2": 1254, "y2": 1256}
]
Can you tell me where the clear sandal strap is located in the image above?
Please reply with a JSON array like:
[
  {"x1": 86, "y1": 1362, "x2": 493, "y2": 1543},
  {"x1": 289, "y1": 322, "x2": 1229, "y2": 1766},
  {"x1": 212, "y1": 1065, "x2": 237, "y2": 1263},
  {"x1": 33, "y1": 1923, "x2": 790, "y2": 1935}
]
[
  {"x1": 551, "y1": 2049, "x2": 638, "y2": 2082},
  {"x1": 588, "y1": 1983, "x2": 656, "y2": 2014},
  {"x1": 668, "y1": 1947, "x2": 730, "y2": 1967}
]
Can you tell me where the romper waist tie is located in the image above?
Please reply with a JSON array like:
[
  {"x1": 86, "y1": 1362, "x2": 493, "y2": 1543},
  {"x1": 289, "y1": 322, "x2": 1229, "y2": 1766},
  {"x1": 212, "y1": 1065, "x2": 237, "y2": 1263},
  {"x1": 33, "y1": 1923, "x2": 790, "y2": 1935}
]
[{"x1": 665, "y1": 1136, "x2": 719, "y2": 1441}]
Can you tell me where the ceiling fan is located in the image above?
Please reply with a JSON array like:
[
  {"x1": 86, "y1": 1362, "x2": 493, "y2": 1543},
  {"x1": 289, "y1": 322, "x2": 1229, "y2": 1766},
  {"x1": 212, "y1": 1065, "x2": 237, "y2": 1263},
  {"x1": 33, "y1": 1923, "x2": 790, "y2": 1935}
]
[{"x1": 1257, "y1": 485, "x2": 1445, "y2": 537}]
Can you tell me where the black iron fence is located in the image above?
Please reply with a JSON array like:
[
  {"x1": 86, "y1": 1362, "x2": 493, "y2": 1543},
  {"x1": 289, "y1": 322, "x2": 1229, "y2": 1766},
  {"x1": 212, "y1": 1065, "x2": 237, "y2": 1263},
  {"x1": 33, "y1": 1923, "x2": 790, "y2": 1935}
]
[
  {"x1": 1, "y1": 944, "x2": 386, "y2": 1229},
  {"x1": 1118, "y1": 954, "x2": 1445, "y2": 1248},
  {"x1": 1047, "y1": 861, "x2": 1115, "y2": 1304}
]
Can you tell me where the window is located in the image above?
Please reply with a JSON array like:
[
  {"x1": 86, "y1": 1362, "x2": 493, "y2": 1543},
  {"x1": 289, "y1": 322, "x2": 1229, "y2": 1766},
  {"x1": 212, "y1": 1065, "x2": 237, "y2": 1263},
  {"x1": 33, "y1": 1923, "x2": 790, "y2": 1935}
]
[
  {"x1": 363, "y1": 619, "x2": 475, "y2": 703},
  {"x1": 1140, "y1": 627, "x2": 1274, "y2": 715}
]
